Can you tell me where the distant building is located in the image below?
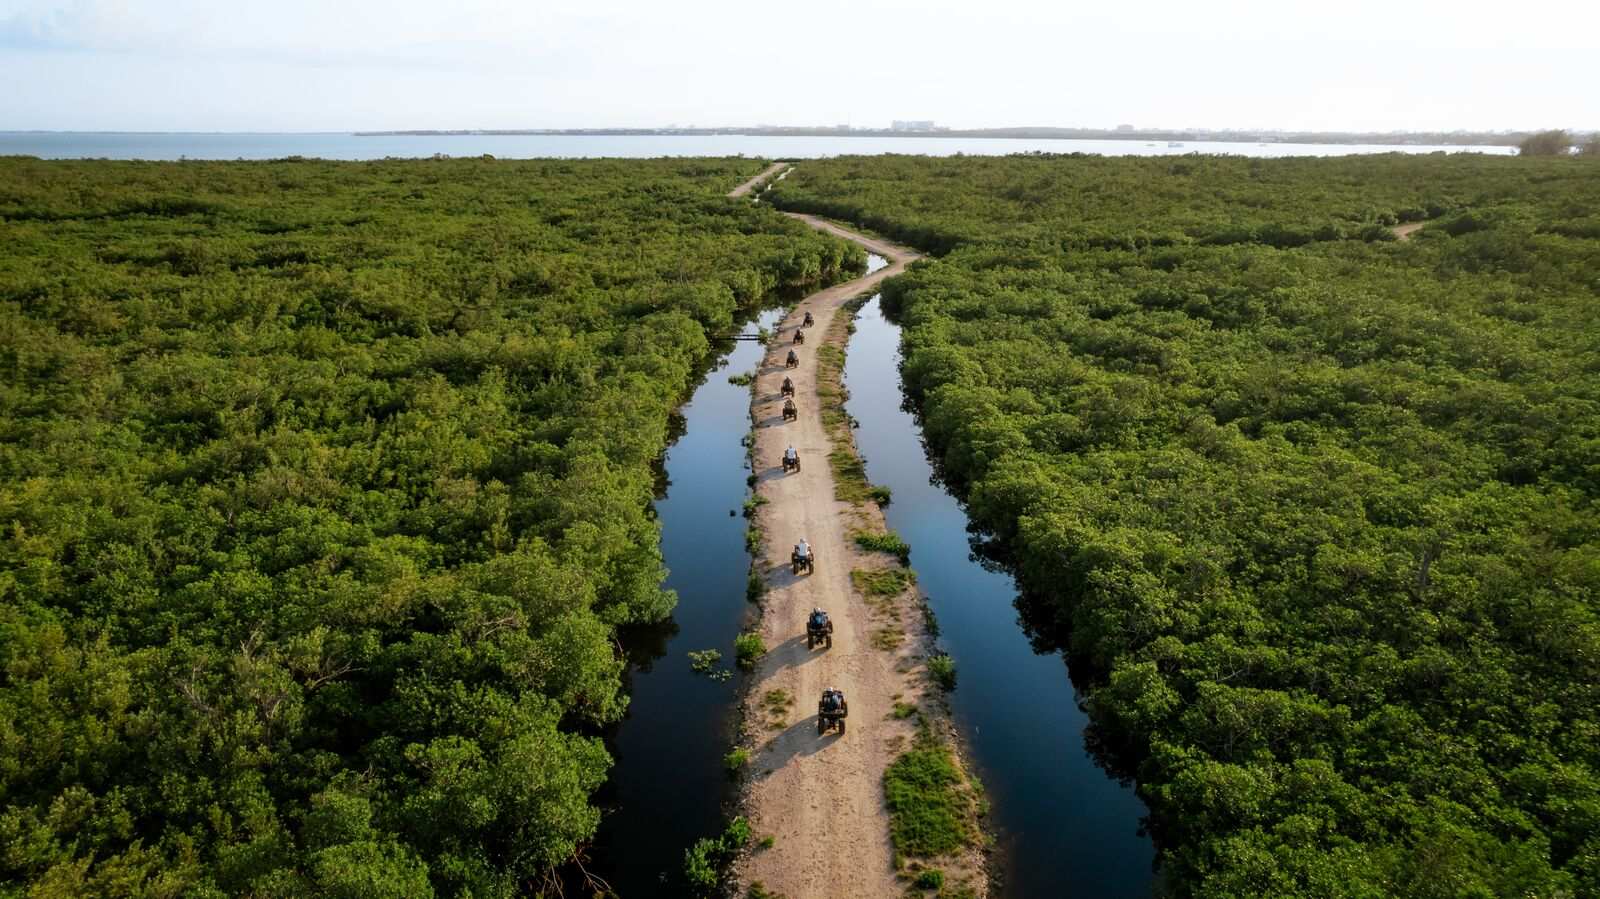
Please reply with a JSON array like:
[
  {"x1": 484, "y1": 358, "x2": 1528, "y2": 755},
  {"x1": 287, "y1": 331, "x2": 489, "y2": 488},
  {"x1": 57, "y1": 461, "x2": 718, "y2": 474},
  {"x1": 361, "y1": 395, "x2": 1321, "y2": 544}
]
[
  {"x1": 1116, "y1": 124, "x2": 1135, "y2": 132},
  {"x1": 891, "y1": 120, "x2": 935, "y2": 132}
]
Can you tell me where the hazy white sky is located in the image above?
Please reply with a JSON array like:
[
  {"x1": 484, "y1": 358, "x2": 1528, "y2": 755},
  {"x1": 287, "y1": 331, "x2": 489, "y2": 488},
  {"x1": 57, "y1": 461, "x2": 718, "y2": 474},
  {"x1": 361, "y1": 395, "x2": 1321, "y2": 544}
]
[{"x1": 2, "y1": 0, "x2": 1595, "y2": 132}]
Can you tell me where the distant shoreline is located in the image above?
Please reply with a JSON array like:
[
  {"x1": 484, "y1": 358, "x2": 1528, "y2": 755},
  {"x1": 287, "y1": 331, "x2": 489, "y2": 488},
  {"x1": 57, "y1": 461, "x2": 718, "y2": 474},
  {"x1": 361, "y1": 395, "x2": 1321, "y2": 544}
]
[{"x1": 350, "y1": 127, "x2": 1526, "y2": 147}]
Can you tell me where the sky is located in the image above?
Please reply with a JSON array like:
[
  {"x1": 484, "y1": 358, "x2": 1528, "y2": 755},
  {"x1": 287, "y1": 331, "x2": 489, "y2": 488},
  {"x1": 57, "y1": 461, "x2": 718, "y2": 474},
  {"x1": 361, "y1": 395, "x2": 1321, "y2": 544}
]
[{"x1": 2, "y1": 0, "x2": 1596, "y2": 133}]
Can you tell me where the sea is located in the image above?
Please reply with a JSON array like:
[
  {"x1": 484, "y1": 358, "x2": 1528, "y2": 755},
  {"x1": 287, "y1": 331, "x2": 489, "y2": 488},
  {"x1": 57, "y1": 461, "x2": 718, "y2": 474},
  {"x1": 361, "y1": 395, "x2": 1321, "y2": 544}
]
[{"x1": 0, "y1": 131, "x2": 1517, "y2": 161}]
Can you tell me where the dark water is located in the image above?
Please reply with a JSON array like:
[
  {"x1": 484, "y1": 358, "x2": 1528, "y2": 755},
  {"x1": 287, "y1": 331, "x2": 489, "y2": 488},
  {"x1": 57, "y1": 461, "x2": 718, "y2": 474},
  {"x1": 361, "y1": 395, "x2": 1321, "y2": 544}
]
[
  {"x1": 843, "y1": 289, "x2": 1157, "y2": 897},
  {"x1": 583, "y1": 308, "x2": 781, "y2": 897},
  {"x1": 0, "y1": 130, "x2": 1514, "y2": 160}
]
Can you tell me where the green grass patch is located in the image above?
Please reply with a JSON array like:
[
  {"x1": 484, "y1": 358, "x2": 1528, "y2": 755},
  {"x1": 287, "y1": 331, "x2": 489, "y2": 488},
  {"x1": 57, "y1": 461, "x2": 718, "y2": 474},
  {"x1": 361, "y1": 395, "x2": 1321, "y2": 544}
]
[
  {"x1": 855, "y1": 529, "x2": 911, "y2": 564},
  {"x1": 828, "y1": 448, "x2": 871, "y2": 498},
  {"x1": 869, "y1": 484, "x2": 893, "y2": 506},
  {"x1": 746, "y1": 567, "x2": 767, "y2": 603},
  {"x1": 744, "y1": 525, "x2": 763, "y2": 553},
  {"x1": 723, "y1": 747, "x2": 750, "y2": 773},
  {"x1": 883, "y1": 727, "x2": 976, "y2": 859},
  {"x1": 734, "y1": 632, "x2": 767, "y2": 669},
  {"x1": 913, "y1": 868, "x2": 945, "y2": 889},
  {"x1": 873, "y1": 628, "x2": 906, "y2": 651},
  {"x1": 742, "y1": 494, "x2": 768, "y2": 517},
  {"x1": 852, "y1": 567, "x2": 916, "y2": 597},
  {"x1": 811, "y1": 299, "x2": 885, "y2": 506},
  {"x1": 892, "y1": 701, "x2": 919, "y2": 720},
  {"x1": 927, "y1": 654, "x2": 957, "y2": 691}
]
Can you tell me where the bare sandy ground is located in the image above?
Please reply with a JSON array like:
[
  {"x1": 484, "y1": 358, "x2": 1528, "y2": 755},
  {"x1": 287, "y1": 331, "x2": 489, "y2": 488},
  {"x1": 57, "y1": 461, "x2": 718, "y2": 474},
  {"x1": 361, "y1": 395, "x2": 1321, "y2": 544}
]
[{"x1": 1392, "y1": 221, "x2": 1426, "y2": 240}]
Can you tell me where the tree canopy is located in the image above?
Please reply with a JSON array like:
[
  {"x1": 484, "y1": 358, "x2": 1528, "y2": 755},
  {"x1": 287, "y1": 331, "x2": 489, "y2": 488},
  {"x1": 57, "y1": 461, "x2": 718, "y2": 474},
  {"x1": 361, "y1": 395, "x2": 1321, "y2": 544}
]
[
  {"x1": 1519, "y1": 130, "x2": 1574, "y2": 156},
  {"x1": 0, "y1": 155, "x2": 860, "y2": 896},
  {"x1": 770, "y1": 152, "x2": 1600, "y2": 896}
]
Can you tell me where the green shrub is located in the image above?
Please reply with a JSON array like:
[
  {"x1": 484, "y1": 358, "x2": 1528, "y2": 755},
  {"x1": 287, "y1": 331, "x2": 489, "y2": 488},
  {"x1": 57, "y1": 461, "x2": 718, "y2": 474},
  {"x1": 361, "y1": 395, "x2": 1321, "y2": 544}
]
[
  {"x1": 927, "y1": 654, "x2": 957, "y2": 691},
  {"x1": 724, "y1": 747, "x2": 750, "y2": 773},
  {"x1": 734, "y1": 632, "x2": 767, "y2": 669},
  {"x1": 913, "y1": 867, "x2": 945, "y2": 889},
  {"x1": 746, "y1": 568, "x2": 767, "y2": 603},
  {"x1": 683, "y1": 816, "x2": 753, "y2": 895},
  {"x1": 683, "y1": 838, "x2": 720, "y2": 891}
]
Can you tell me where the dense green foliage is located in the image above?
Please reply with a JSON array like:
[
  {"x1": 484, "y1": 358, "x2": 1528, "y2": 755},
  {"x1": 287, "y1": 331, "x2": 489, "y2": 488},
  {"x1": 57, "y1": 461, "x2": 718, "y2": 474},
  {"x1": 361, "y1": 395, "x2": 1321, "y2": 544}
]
[
  {"x1": 771, "y1": 153, "x2": 1600, "y2": 895},
  {"x1": 0, "y1": 155, "x2": 860, "y2": 896}
]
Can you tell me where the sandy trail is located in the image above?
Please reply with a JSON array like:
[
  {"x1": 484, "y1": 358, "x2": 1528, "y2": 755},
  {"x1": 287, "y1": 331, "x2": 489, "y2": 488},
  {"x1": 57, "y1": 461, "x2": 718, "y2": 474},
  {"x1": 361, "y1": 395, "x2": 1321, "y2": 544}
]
[
  {"x1": 1392, "y1": 221, "x2": 1426, "y2": 240},
  {"x1": 723, "y1": 171, "x2": 931, "y2": 898},
  {"x1": 730, "y1": 161, "x2": 791, "y2": 198}
]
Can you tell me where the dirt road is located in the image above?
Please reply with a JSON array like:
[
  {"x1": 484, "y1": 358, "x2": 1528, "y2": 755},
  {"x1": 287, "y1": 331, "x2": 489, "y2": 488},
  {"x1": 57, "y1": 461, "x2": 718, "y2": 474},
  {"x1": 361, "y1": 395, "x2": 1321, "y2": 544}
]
[
  {"x1": 730, "y1": 161, "x2": 791, "y2": 198},
  {"x1": 723, "y1": 171, "x2": 942, "y2": 897},
  {"x1": 1392, "y1": 221, "x2": 1426, "y2": 241}
]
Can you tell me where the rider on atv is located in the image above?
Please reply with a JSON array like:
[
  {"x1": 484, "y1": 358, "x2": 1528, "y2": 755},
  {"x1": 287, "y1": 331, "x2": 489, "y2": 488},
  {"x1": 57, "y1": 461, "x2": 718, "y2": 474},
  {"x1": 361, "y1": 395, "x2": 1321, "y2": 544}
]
[
  {"x1": 807, "y1": 606, "x2": 833, "y2": 648},
  {"x1": 786, "y1": 350, "x2": 799, "y2": 367},
  {"x1": 818, "y1": 687, "x2": 848, "y2": 733},
  {"x1": 783, "y1": 445, "x2": 800, "y2": 472},
  {"x1": 792, "y1": 537, "x2": 814, "y2": 574}
]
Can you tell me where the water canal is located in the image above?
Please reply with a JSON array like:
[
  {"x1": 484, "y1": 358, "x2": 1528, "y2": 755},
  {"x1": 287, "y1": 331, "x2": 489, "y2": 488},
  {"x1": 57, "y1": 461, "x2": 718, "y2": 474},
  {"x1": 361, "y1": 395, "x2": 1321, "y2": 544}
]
[
  {"x1": 584, "y1": 308, "x2": 782, "y2": 897},
  {"x1": 590, "y1": 263, "x2": 1156, "y2": 897},
  {"x1": 843, "y1": 286, "x2": 1157, "y2": 897}
]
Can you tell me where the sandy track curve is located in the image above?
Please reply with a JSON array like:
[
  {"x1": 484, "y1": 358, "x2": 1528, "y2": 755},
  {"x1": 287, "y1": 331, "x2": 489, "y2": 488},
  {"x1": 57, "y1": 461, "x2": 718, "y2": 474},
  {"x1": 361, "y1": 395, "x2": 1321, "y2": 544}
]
[
  {"x1": 725, "y1": 171, "x2": 928, "y2": 898},
  {"x1": 730, "y1": 161, "x2": 791, "y2": 198}
]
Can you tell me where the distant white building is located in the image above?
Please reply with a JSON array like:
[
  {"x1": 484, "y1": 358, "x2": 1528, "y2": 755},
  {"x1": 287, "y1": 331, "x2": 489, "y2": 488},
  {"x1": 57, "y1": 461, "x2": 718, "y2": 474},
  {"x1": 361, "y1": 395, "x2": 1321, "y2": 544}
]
[{"x1": 891, "y1": 120, "x2": 935, "y2": 132}]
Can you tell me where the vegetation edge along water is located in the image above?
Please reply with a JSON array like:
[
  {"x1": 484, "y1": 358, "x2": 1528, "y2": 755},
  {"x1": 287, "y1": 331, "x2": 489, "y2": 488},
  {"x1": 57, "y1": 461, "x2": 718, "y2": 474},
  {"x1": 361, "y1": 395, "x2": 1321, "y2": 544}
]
[
  {"x1": 766, "y1": 152, "x2": 1600, "y2": 897},
  {"x1": 0, "y1": 156, "x2": 868, "y2": 897}
]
